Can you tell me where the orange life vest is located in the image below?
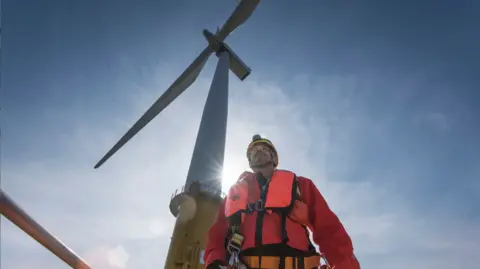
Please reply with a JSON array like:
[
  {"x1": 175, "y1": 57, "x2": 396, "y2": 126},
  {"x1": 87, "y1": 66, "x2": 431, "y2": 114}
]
[
  {"x1": 225, "y1": 170, "x2": 296, "y2": 218},
  {"x1": 224, "y1": 170, "x2": 312, "y2": 250}
]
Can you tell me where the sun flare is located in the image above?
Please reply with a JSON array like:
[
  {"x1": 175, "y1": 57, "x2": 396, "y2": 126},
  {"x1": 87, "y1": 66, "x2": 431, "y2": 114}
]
[{"x1": 221, "y1": 158, "x2": 249, "y2": 193}]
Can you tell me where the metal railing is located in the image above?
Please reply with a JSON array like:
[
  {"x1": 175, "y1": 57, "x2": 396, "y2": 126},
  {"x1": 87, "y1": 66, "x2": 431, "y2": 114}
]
[
  {"x1": 0, "y1": 189, "x2": 93, "y2": 269},
  {"x1": 170, "y1": 181, "x2": 226, "y2": 201},
  {"x1": 169, "y1": 181, "x2": 227, "y2": 217}
]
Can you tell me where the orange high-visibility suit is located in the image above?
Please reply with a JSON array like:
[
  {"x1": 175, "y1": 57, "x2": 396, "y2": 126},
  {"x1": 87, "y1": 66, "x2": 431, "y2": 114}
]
[{"x1": 204, "y1": 170, "x2": 360, "y2": 269}]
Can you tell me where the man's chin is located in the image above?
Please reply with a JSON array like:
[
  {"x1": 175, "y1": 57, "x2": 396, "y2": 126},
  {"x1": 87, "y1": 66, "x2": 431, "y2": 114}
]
[{"x1": 250, "y1": 162, "x2": 273, "y2": 169}]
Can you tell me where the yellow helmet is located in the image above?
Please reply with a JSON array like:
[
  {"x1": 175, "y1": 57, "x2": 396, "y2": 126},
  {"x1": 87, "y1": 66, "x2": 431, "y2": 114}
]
[{"x1": 246, "y1": 134, "x2": 278, "y2": 168}]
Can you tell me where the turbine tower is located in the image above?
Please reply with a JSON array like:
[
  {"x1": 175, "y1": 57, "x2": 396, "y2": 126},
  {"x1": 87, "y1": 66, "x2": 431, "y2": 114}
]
[{"x1": 94, "y1": 1, "x2": 261, "y2": 269}]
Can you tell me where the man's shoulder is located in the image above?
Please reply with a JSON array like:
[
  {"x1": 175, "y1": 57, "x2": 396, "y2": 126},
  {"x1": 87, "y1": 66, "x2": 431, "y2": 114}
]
[
  {"x1": 278, "y1": 169, "x2": 315, "y2": 185},
  {"x1": 296, "y1": 175, "x2": 313, "y2": 182},
  {"x1": 236, "y1": 171, "x2": 255, "y2": 183},
  {"x1": 296, "y1": 175, "x2": 315, "y2": 188},
  {"x1": 281, "y1": 172, "x2": 319, "y2": 200}
]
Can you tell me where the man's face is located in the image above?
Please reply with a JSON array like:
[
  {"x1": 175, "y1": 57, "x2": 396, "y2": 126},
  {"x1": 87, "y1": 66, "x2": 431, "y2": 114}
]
[{"x1": 248, "y1": 143, "x2": 274, "y2": 167}]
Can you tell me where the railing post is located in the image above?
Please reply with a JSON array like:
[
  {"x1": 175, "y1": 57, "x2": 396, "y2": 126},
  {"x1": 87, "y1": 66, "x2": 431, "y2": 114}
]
[{"x1": 0, "y1": 189, "x2": 93, "y2": 269}]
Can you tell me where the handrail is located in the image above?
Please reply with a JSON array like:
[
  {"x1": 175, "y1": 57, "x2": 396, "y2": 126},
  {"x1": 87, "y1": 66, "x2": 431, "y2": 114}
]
[
  {"x1": 170, "y1": 182, "x2": 226, "y2": 200},
  {"x1": 0, "y1": 189, "x2": 93, "y2": 269}
]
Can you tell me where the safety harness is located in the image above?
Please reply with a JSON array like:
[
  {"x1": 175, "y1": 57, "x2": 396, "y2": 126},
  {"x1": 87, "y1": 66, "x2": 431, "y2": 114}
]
[{"x1": 224, "y1": 171, "x2": 325, "y2": 269}]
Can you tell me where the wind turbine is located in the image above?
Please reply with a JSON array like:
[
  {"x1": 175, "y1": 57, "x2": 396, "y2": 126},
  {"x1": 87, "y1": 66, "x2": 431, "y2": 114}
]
[{"x1": 94, "y1": 1, "x2": 261, "y2": 269}]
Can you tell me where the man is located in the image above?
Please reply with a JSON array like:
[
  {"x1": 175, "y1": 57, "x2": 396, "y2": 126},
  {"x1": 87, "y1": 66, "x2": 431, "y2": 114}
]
[{"x1": 205, "y1": 135, "x2": 360, "y2": 269}]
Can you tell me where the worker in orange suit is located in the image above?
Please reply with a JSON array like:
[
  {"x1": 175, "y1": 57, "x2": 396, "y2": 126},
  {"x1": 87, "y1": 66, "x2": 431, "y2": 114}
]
[{"x1": 204, "y1": 134, "x2": 361, "y2": 269}]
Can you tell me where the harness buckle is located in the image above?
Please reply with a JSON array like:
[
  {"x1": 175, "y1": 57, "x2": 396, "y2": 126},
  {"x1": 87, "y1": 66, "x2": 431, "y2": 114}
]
[
  {"x1": 246, "y1": 200, "x2": 265, "y2": 212},
  {"x1": 254, "y1": 200, "x2": 265, "y2": 211},
  {"x1": 227, "y1": 232, "x2": 247, "y2": 269},
  {"x1": 227, "y1": 233, "x2": 244, "y2": 254}
]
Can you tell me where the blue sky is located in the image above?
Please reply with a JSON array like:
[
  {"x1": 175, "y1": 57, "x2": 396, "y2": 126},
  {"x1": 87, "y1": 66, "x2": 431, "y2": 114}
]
[{"x1": 2, "y1": 0, "x2": 479, "y2": 268}]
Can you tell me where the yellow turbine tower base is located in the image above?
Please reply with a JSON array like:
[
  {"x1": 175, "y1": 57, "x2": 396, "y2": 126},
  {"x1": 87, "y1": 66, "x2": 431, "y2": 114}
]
[{"x1": 166, "y1": 182, "x2": 224, "y2": 269}]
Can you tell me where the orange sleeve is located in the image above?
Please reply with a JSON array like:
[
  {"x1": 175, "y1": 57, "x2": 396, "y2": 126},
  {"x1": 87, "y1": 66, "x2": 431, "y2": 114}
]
[
  {"x1": 298, "y1": 177, "x2": 360, "y2": 269},
  {"x1": 205, "y1": 171, "x2": 253, "y2": 267},
  {"x1": 204, "y1": 198, "x2": 229, "y2": 267}
]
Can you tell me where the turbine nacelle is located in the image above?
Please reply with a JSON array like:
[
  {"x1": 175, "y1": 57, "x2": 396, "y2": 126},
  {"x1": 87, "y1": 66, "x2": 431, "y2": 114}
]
[
  {"x1": 94, "y1": 0, "x2": 260, "y2": 169},
  {"x1": 203, "y1": 29, "x2": 251, "y2": 81},
  {"x1": 202, "y1": 29, "x2": 222, "y2": 52}
]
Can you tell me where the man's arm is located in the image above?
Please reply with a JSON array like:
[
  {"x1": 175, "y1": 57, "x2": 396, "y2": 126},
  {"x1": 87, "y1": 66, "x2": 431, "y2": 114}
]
[
  {"x1": 204, "y1": 198, "x2": 229, "y2": 267},
  {"x1": 205, "y1": 171, "x2": 254, "y2": 267},
  {"x1": 298, "y1": 177, "x2": 360, "y2": 269}
]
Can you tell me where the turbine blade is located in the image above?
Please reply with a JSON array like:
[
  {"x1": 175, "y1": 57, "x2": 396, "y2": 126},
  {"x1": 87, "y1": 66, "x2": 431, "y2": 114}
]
[
  {"x1": 94, "y1": 47, "x2": 213, "y2": 169},
  {"x1": 217, "y1": 0, "x2": 260, "y2": 41}
]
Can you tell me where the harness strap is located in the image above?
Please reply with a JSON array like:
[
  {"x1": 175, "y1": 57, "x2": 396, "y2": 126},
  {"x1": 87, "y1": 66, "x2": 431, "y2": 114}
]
[
  {"x1": 226, "y1": 226, "x2": 246, "y2": 269},
  {"x1": 280, "y1": 211, "x2": 289, "y2": 243},
  {"x1": 226, "y1": 173, "x2": 312, "y2": 263},
  {"x1": 242, "y1": 255, "x2": 321, "y2": 269}
]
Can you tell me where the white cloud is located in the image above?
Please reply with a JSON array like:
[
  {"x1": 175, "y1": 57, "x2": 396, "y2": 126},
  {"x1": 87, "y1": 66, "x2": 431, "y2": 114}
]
[{"x1": 1, "y1": 59, "x2": 479, "y2": 269}]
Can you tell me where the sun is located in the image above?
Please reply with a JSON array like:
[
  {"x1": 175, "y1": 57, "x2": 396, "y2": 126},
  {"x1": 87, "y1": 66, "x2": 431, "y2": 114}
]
[{"x1": 221, "y1": 158, "x2": 248, "y2": 193}]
